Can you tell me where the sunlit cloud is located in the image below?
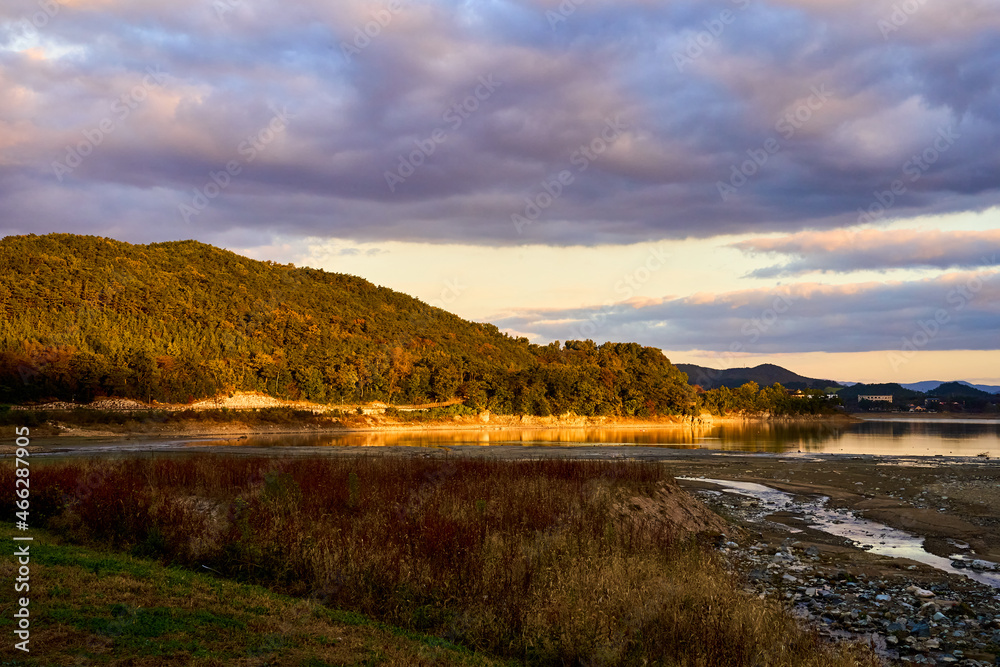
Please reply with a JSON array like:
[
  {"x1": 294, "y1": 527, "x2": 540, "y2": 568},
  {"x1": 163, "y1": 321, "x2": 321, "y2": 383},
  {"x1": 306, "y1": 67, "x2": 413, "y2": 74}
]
[
  {"x1": 493, "y1": 270, "x2": 1000, "y2": 355},
  {"x1": 734, "y1": 227, "x2": 1000, "y2": 277}
]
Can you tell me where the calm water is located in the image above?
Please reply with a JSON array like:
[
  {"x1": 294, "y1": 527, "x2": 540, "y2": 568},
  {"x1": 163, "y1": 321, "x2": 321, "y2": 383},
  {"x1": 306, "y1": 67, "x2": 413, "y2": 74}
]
[{"x1": 39, "y1": 418, "x2": 1000, "y2": 458}]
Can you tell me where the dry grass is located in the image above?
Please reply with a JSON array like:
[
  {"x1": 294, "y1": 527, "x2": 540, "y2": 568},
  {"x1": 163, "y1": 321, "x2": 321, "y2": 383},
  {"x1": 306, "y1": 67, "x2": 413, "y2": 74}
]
[{"x1": 2, "y1": 456, "x2": 880, "y2": 666}]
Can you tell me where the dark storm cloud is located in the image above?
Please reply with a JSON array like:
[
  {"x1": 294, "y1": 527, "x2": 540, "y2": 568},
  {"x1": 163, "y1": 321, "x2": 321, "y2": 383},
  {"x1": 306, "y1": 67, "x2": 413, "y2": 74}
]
[
  {"x1": 1, "y1": 0, "x2": 999, "y2": 246},
  {"x1": 493, "y1": 269, "x2": 1000, "y2": 354}
]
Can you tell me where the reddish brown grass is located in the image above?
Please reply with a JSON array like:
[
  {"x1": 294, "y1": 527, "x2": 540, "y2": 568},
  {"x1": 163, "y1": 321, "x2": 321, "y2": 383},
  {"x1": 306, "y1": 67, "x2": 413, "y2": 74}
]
[{"x1": 3, "y1": 456, "x2": 879, "y2": 666}]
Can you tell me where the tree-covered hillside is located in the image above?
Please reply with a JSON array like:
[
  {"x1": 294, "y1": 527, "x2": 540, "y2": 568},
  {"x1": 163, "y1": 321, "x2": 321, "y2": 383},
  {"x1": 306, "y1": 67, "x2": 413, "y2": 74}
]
[
  {"x1": 0, "y1": 234, "x2": 698, "y2": 416},
  {"x1": 676, "y1": 363, "x2": 841, "y2": 391}
]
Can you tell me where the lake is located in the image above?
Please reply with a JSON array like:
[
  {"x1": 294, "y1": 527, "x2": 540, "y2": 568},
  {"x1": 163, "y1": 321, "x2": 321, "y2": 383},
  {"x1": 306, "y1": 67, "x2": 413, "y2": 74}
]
[{"x1": 38, "y1": 418, "x2": 1000, "y2": 459}]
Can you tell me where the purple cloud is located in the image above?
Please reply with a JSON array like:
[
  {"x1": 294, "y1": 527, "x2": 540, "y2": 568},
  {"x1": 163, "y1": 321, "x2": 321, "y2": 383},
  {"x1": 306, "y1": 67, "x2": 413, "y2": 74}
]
[
  {"x1": 734, "y1": 229, "x2": 1000, "y2": 277},
  {"x1": 0, "y1": 0, "x2": 999, "y2": 247}
]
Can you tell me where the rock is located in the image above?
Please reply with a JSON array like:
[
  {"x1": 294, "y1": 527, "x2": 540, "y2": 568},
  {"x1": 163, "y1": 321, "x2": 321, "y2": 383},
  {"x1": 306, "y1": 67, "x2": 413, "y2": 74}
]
[
  {"x1": 906, "y1": 585, "x2": 936, "y2": 598},
  {"x1": 876, "y1": 594, "x2": 892, "y2": 602},
  {"x1": 805, "y1": 587, "x2": 818, "y2": 597},
  {"x1": 782, "y1": 574, "x2": 798, "y2": 583}
]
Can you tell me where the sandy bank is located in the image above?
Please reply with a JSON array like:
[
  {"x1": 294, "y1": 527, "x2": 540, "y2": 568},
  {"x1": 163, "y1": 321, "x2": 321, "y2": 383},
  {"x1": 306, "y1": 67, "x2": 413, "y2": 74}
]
[{"x1": 18, "y1": 409, "x2": 857, "y2": 440}]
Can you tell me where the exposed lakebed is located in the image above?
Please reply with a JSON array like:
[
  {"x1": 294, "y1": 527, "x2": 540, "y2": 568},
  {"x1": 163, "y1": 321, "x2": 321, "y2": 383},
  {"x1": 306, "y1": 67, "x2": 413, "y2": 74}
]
[
  {"x1": 669, "y1": 454, "x2": 1000, "y2": 665},
  {"x1": 678, "y1": 476, "x2": 1000, "y2": 589}
]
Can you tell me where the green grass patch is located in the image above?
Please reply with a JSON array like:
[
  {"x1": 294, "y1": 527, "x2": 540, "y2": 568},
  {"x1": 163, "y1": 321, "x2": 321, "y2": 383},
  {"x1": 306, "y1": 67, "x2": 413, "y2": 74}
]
[{"x1": 0, "y1": 523, "x2": 511, "y2": 667}]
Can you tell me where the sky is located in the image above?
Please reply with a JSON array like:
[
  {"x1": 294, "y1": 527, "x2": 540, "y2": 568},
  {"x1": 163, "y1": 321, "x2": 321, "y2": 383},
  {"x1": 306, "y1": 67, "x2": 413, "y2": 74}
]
[{"x1": 1, "y1": 0, "x2": 998, "y2": 384}]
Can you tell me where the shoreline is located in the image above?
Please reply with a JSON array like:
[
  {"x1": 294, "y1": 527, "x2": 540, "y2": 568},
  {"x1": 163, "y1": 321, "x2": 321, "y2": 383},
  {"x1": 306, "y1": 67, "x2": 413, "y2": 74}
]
[
  {"x1": 14, "y1": 410, "x2": 859, "y2": 440},
  {"x1": 850, "y1": 411, "x2": 1000, "y2": 421}
]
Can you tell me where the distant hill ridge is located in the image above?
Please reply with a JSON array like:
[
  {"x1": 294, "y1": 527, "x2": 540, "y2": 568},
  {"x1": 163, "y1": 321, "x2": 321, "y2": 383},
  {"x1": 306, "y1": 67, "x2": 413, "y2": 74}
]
[
  {"x1": 901, "y1": 380, "x2": 1000, "y2": 395},
  {"x1": 676, "y1": 363, "x2": 842, "y2": 391}
]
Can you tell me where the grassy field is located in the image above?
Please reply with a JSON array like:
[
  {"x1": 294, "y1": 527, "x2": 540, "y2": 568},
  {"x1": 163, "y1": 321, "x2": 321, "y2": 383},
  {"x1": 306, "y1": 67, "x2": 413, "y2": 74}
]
[
  {"x1": 1, "y1": 455, "x2": 880, "y2": 666},
  {"x1": 0, "y1": 522, "x2": 511, "y2": 666}
]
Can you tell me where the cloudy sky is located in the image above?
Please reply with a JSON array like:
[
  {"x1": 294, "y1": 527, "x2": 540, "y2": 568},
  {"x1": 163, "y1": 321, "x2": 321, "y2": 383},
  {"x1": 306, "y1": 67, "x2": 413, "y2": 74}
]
[{"x1": 2, "y1": 0, "x2": 998, "y2": 383}]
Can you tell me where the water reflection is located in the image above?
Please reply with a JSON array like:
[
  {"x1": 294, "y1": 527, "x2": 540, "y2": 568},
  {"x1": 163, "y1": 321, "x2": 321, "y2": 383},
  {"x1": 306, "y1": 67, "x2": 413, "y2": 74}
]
[{"x1": 173, "y1": 418, "x2": 1000, "y2": 457}]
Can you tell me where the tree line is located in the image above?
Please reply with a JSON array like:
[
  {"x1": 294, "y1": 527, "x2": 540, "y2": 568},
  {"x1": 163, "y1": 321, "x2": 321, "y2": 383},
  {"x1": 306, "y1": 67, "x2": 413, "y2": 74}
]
[{"x1": 0, "y1": 234, "x2": 834, "y2": 417}]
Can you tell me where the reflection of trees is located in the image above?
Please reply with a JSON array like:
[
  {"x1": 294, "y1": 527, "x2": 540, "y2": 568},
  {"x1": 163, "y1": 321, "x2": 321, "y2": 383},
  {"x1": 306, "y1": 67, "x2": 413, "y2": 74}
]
[
  {"x1": 226, "y1": 424, "x2": 850, "y2": 453},
  {"x1": 851, "y1": 420, "x2": 1000, "y2": 440},
  {"x1": 714, "y1": 422, "x2": 849, "y2": 453}
]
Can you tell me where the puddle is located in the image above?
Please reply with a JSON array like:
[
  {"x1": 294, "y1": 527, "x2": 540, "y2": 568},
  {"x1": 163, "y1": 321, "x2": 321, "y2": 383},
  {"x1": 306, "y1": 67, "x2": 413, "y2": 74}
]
[{"x1": 679, "y1": 477, "x2": 1000, "y2": 589}]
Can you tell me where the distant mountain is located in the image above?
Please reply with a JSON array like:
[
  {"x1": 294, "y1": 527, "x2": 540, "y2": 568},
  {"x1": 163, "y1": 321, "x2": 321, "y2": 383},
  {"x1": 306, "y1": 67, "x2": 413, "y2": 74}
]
[
  {"x1": 928, "y1": 382, "x2": 995, "y2": 398},
  {"x1": 902, "y1": 380, "x2": 1000, "y2": 394},
  {"x1": 676, "y1": 363, "x2": 842, "y2": 391},
  {"x1": 901, "y1": 380, "x2": 950, "y2": 393}
]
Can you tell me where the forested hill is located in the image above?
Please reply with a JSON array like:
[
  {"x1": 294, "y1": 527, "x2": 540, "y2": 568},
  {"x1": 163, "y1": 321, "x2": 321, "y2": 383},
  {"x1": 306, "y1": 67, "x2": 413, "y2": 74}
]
[
  {"x1": 0, "y1": 234, "x2": 697, "y2": 416},
  {"x1": 676, "y1": 363, "x2": 841, "y2": 391}
]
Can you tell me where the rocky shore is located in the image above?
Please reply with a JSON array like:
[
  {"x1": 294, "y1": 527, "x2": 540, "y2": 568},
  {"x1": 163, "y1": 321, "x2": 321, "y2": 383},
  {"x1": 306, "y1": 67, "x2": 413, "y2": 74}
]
[
  {"x1": 670, "y1": 454, "x2": 1000, "y2": 666},
  {"x1": 718, "y1": 536, "x2": 1000, "y2": 665}
]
